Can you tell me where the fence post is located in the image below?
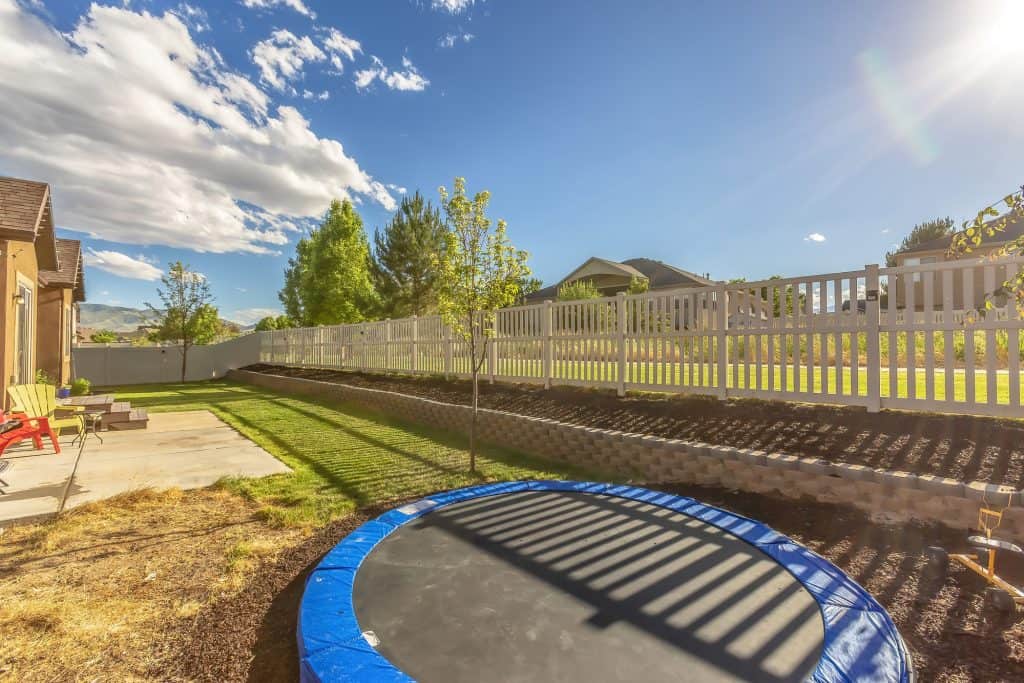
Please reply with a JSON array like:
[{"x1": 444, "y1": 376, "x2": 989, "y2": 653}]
[
  {"x1": 865, "y1": 263, "x2": 881, "y2": 412},
  {"x1": 444, "y1": 323, "x2": 453, "y2": 379},
  {"x1": 617, "y1": 292, "x2": 627, "y2": 396},
  {"x1": 411, "y1": 316, "x2": 418, "y2": 374},
  {"x1": 488, "y1": 316, "x2": 497, "y2": 384},
  {"x1": 543, "y1": 300, "x2": 553, "y2": 389},
  {"x1": 384, "y1": 319, "x2": 392, "y2": 371},
  {"x1": 716, "y1": 285, "x2": 729, "y2": 399}
]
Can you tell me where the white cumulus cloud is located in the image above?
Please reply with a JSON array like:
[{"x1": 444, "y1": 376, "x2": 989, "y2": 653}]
[
  {"x1": 241, "y1": 0, "x2": 314, "y2": 18},
  {"x1": 83, "y1": 249, "x2": 164, "y2": 281},
  {"x1": 804, "y1": 233, "x2": 827, "y2": 243},
  {"x1": 431, "y1": 0, "x2": 474, "y2": 13},
  {"x1": 355, "y1": 55, "x2": 429, "y2": 92},
  {"x1": 438, "y1": 32, "x2": 474, "y2": 48},
  {"x1": 251, "y1": 29, "x2": 325, "y2": 91},
  {"x1": 323, "y1": 27, "x2": 362, "y2": 72},
  {"x1": 0, "y1": 1, "x2": 397, "y2": 254}
]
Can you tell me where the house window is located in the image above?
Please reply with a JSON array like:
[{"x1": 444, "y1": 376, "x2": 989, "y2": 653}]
[{"x1": 14, "y1": 280, "x2": 33, "y2": 384}]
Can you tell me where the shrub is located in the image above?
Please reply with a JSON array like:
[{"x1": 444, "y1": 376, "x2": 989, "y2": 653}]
[
  {"x1": 90, "y1": 329, "x2": 118, "y2": 343},
  {"x1": 34, "y1": 369, "x2": 56, "y2": 385},
  {"x1": 70, "y1": 378, "x2": 91, "y2": 396}
]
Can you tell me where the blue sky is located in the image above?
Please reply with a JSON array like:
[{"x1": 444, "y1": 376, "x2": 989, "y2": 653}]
[{"x1": 2, "y1": 0, "x2": 1022, "y2": 324}]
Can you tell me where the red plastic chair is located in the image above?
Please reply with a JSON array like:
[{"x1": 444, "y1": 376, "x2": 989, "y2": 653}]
[{"x1": 0, "y1": 413, "x2": 60, "y2": 457}]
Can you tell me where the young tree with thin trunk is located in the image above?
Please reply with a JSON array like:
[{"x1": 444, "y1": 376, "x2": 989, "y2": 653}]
[
  {"x1": 435, "y1": 178, "x2": 531, "y2": 472},
  {"x1": 146, "y1": 261, "x2": 215, "y2": 383}
]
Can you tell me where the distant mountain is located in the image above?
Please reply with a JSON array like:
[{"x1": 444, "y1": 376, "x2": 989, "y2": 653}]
[
  {"x1": 78, "y1": 304, "x2": 154, "y2": 332},
  {"x1": 78, "y1": 303, "x2": 247, "y2": 333}
]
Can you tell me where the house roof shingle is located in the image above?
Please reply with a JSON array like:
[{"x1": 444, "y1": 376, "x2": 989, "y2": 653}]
[
  {"x1": 39, "y1": 238, "x2": 86, "y2": 302},
  {"x1": 525, "y1": 256, "x2": 716, "y2": 302},
  {"x1": 0, "y1": 176, "x2": 59, "y2": 270}
]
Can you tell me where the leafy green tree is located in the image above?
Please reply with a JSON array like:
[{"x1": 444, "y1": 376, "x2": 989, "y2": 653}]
[
  {"x1": 254, "y1": 315, "x2": 295, "y2": 331},
  {"x1": 280, "y1": 199, "x2": 378, "y2": 326},
  {"x1": 435, "y1": 177, "x2": 532, "y2": 472},
  {"x1": 371, "y1": 192, "x2": 446, "y2": 318},
  {"x1": 515, "y1": 277, "x2": 542, "y2": 304},
  {"x1": 146, "y1": 261, "x2": 216, "y2": 382},
  {"x1": 626, "y1": 276, "x2": 649, "y2": 295},
  {"x1": 885, "y1": 217, "x2": 954, "y2": 267},
  {"x1": 950, "y1": 186, "x2": 1024, "y2": 316},
  {"x1": 90, "y1": 329, "x2": 118, "y2": 343},
  {"x1": 557, "y1": 279, "x2": 601, "y2": 301}
]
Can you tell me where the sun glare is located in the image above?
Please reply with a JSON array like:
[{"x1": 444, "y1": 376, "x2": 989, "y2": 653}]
[{"x1": 979, "y1": 0, "x2": 1024, "y2": 57}]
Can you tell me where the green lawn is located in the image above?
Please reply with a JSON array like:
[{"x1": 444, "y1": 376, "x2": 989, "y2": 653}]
[
  {"x1": 490, "y1": 359, "x2": 1022, "y2": 404},
  {"x1": 110, "y1": 381, "x2": 594, "y2": 526}
]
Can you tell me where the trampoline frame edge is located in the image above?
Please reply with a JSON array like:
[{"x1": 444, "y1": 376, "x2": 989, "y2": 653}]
[{"x1": 297, "y1": 480, "x2": 912, "y2": 683}]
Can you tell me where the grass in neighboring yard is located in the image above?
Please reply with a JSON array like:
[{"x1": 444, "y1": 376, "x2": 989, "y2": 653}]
[{"x1": 109, "y1": 381, "x2": 595, "y2": 526}]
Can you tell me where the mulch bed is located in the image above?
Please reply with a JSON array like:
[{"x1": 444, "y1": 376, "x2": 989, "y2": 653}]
[
  {"x1": 176, "y1": 485, "x2": 1024, "y2": 682},
  {"x1": 243, "y1": 364, "x2": 1024, "y2": 487},
  {"x1": 162, "y1": 503, "x2": 396, "y2": 682}
]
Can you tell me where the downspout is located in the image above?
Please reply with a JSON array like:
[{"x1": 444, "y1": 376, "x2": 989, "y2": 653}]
[{"x1": 0, "y1": 240, "x2": 8, "y2": 407}]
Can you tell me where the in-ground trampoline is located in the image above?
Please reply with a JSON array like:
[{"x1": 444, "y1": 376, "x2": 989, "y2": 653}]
[{"x1": 298, "y1": 481, "x2": 911, "y2": 683}]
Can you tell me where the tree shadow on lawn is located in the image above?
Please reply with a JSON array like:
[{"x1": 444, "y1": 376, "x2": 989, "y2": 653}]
[
  {"x1": 202, "y1": 389, "x2": 595, "y2": 511},
  {"x1": 104, "y1": 382, "x2": 272, "y2": 411}
]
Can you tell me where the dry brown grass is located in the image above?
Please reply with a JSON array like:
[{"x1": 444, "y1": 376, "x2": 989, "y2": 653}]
[{"x1": 0, "y1": 487, "x2": 302, "y2": 682}]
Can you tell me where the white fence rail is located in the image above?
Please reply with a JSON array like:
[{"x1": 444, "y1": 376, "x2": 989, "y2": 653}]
[{"x1": 260, "y1": 258, "x2": 1024, "y2": 418}]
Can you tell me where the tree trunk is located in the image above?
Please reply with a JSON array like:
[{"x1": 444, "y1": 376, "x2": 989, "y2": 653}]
[
  {"x1": 180, "y1": 344, "x2": 188, "y2": 384},
  {"x1": 470, "y1": 368, "x2": 478, "y2": 473}
]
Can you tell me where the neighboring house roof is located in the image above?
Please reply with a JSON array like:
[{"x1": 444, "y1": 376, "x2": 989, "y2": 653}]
[
  {"x1": 39, "y1": 238, "x2": 86, "y2": 302},
  {"x1": 620, "y1": 258, "x2": 718, "y2": 288},
  {"x1": 0, "y1": 176, "x2": 59, "y2": 270},
  {"x1": 898, "y1": 213, "x2": 1024, "y2": 257},
  {"x1": 525, "y1": 256, "x2": 716, "y2": 301},
  {"x1": 561, "y1": 256, "x2": 647, "y2": 284}
]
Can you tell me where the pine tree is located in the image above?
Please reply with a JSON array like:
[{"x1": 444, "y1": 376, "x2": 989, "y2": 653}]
[{"x1": 371, "y1": 192, "x2": 446, "y2": 318}]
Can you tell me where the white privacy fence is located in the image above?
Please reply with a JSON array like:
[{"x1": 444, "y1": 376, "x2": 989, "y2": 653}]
[{"x1": 260, "y1": 258, "x2": 1024, "y2": 418}]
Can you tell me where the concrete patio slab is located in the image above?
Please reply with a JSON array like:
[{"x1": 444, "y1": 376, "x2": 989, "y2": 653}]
[{"x1": 0, "y1": 410, "x2": 290, "y2": 526}]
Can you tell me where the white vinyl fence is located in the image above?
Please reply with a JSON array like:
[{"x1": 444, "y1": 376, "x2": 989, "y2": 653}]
[{"x1": 260, "y1": 258, "x2": 1024, "y2": 418}]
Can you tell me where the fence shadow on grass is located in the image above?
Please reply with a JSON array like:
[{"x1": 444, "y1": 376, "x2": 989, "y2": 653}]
[{"x1": 358, "y1": 491, "x2": 833, "y2": 683}]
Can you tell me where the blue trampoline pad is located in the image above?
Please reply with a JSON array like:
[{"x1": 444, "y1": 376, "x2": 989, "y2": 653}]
[{"x1": 299, "y1": 481, "x2": 911, "y2": 683}]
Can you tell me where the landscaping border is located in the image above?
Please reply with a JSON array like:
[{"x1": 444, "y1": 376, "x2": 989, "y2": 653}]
[{"x1": 228, "y1": 369, "x2": 1024, "y2": 539}]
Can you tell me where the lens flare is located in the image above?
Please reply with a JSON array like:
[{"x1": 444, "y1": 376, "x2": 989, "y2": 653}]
[{"x1": 858, "y1": 49, "x2": 939, "y2": 166}]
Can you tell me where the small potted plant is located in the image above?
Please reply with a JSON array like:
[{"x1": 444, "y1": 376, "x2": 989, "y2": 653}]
[
  {"x1": 57, "y1": 385, "x2": 71, "y2": 399},
  {"x1": 70, "y1": 378, "x2": 92, "y2": 396}
]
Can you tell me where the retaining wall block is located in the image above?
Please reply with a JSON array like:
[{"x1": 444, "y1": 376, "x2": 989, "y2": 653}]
[
  {"x1": 763, "y1": 452, "x2": 800, "y2": 470},
  {"x1": 796, "y1": 458, "x2": 834, "y2": 478},
  {"x1": 964, "y1": 481, "x2": 1018, "y2": 507},
  {"x1": 916, "y1": 474, "x2": 966, "y2": 499},
  {"x1": 832, "y1": 462, "x2": 876, "y2": 483}
]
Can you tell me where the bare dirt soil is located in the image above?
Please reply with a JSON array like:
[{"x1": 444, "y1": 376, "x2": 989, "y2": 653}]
[
  {"x1": 245, "y1": 364, "x2": 1024, "y2": 487},
  {"x1": 178, "y1": 484, "x2": 1024, "y2": 682}
]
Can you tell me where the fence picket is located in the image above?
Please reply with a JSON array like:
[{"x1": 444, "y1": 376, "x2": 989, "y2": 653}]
[{"x1": 258, "y1": 257, "x2": 1024, "y2": 418}]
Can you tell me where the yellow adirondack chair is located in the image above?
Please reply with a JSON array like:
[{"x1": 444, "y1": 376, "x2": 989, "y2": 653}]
[{"x1": 7, "y1": 384, "x2": 86, "y2": 438}]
